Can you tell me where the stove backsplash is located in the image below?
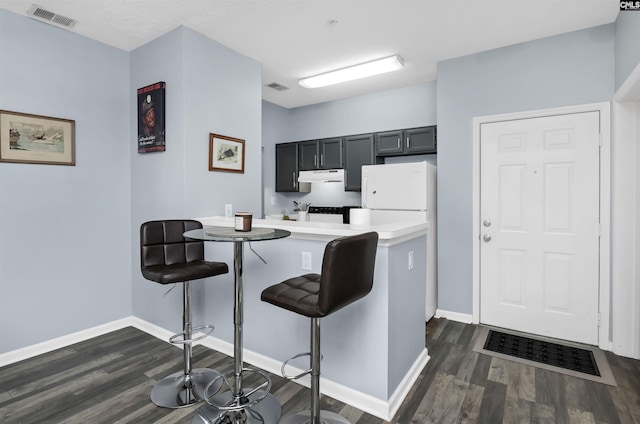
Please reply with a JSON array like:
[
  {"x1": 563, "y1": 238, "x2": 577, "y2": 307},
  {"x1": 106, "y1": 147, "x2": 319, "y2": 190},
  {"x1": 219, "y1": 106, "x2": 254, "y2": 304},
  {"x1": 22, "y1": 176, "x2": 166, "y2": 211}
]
[{"x1": 265, "y1": 181, "x2": 361, "y2": 217}]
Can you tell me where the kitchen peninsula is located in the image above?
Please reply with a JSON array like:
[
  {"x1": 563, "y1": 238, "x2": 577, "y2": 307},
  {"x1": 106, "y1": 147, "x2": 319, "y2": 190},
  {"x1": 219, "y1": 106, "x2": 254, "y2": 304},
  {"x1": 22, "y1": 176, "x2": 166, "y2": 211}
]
[{"x1": 195, "y1": 216, "x2": 430, "y2": 420}]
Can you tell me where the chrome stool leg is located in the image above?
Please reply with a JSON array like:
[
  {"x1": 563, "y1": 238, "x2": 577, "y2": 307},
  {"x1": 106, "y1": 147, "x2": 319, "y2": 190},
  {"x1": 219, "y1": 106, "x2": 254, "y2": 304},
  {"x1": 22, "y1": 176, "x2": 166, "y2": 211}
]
[
  {"x1": 281, "y1": 318, "x2": 351, "y2": 424},
  {"x1": 151, "y1": 281, "x2": 221, "y2": 409}
]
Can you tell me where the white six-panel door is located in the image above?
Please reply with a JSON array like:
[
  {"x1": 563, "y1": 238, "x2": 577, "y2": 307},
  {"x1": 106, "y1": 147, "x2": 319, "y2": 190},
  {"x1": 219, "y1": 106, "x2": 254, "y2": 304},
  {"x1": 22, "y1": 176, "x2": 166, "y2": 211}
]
[{"x1": 480, "y1": 111, "x2": 601, "y2": 345}]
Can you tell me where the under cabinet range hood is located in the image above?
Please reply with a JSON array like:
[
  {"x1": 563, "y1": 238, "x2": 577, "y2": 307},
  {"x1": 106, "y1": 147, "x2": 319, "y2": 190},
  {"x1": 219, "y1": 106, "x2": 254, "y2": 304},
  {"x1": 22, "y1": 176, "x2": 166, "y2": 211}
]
[{"x1": 298, "y1": 169, "x2": 345, "y2": 184}]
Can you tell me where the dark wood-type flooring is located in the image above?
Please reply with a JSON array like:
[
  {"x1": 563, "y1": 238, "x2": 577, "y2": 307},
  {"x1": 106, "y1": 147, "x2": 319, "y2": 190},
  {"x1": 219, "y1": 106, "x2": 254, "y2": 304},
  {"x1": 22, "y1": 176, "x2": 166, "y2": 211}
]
[{"x1": 1, "y1": 318, "x2": 639, "y2": 423}]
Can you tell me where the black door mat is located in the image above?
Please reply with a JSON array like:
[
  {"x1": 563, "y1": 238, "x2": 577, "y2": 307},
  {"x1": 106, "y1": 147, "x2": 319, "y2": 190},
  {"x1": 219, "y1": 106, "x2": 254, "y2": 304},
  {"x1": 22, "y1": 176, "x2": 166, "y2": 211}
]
[
  {"x1": 483, "y1": 329, "x2": 599, "y2": 376},
  {"x1": 472, "y1": 326, "x2": 617, "y2": 386}
]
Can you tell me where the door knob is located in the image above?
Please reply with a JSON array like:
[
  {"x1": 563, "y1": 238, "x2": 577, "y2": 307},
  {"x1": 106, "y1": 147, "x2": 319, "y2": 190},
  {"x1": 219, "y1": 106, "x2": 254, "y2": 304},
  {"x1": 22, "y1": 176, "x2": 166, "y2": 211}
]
[
  {"x1": 483, "y1": 220, "x2": 491, "y2": 227},
  {"x1": 483, "y1": 234, "x2": 492, "y2": 242}
]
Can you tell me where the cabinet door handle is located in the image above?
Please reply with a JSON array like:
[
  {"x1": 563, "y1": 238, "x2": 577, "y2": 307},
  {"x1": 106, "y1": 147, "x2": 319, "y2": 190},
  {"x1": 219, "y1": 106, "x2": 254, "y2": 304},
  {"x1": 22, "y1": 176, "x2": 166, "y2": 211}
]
[
  {"x1": 314, "y1": 154, "x2": 317, "y2": 167},
  {"x1": 292, "y1": 172, "x2": 296, "y2": 189},
  {"x1": 397, "y1": 137, "x2": 400, "y2": 149},
  {"x1": 320, "y1": 154, "x2": 324, "y2": 167},
  {"x1": 406, "y1": 137, "x2": 410, "y2": 148}
]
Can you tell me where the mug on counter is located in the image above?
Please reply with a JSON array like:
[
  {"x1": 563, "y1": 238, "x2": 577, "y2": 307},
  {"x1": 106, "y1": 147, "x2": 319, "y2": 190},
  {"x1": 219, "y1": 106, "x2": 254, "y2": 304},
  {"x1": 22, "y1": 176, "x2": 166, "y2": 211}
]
[{"x1": 235, "y1": 212, "x2": 252, "y2": 231}]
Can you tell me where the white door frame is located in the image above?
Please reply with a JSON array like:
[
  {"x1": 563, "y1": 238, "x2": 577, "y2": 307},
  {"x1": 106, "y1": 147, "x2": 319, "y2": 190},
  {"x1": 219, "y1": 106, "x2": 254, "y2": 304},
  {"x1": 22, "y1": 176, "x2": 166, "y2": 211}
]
[
  {"x1": 611, "y1": 62, "x2": 640, "y2": 359},
  {"x1": 472, "y1": 102, "x2": 611, "y2": 351}
]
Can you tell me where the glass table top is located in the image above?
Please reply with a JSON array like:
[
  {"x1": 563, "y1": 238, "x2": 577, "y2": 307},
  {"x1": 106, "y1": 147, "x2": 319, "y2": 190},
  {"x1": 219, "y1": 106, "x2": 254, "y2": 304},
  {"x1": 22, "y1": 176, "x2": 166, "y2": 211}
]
[{"x1": 184, "y1": 227, "x2": 291, "y2": 243}]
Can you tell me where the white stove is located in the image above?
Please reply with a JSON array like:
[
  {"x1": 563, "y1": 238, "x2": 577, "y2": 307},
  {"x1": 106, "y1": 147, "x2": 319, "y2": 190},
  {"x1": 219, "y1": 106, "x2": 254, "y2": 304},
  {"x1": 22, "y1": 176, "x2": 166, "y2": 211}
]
[
  {"x1": 308, "y1": 213, "x2": 343, "y2": 223},
  {"x1": 307, "y1": 206, "x2": 357, "y2": 224}
]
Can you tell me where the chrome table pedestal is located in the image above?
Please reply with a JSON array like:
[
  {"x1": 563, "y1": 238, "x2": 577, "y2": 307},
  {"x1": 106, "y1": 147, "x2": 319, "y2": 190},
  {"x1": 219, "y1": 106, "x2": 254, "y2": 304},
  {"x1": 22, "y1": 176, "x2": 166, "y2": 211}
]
[{"x1": 185, "y1": 228, "x2": 290, "y2": 424}]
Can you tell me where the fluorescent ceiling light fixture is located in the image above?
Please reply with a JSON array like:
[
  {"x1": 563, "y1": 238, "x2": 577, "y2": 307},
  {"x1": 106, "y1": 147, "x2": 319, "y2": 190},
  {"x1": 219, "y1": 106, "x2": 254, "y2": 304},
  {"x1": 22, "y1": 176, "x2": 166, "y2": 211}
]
[{"x1": 299, "y1": 55, "x2": 404, "y2": 89}]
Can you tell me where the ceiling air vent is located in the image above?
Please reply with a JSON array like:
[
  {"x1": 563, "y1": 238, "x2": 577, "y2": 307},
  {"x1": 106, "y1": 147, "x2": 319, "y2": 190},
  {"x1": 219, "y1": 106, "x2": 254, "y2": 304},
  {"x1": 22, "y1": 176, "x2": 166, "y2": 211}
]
[
  {"x1": 27, "y1": 4, "x2": 77, "y2": 28},
  {"x1": 266, "y1": 82, "x2": 289, "y2": 91}
]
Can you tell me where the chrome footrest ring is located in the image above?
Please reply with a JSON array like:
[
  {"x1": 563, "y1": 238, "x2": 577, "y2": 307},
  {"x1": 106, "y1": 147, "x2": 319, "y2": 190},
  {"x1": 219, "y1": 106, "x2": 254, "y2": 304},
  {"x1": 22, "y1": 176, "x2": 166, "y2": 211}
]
[
  {"x1": 280, "y1": 351, "x2": 323, "y2": 380},
  {"x1": 281, "y1": 352, "x2": 311, "y2": 380},
  {"x1": 169, "y1": 324, "x2": 214, "y2": 345},
  {"x1": 203, "y1": 367, "x2": 272, "y2": 412}
]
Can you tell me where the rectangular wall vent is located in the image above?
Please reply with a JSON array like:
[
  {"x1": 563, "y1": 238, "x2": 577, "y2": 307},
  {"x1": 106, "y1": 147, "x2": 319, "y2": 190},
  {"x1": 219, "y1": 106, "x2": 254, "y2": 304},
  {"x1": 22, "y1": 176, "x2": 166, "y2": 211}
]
[
  {"x1": 28, "y1": 4, "x2": 77, "y2": 28},
  {"x1": 266, "y1": 82, "x2": 289, "y2": 91}
]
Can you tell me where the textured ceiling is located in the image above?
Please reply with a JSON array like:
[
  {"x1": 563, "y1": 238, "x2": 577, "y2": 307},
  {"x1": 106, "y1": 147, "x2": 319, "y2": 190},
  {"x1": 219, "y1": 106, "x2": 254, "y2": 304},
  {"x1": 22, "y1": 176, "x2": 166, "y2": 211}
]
[{"x1": 0, "y1": 0, "x2": 620, "y2": 109}]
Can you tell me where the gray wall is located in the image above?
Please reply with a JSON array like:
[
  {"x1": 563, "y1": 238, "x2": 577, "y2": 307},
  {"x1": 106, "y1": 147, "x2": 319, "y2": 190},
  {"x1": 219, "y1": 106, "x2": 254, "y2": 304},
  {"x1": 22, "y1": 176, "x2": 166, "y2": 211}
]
[
  {"x1": 0, "y1": 10, "x2": 131, "y2": 353},
  {"x1": 288, "y1": 82, "x2": 437, "y2": 140},
  {"x1": 615, "y1": 12, "x2": 640, "y2": 91},
  {"x1": 130, "y1": 27, "x2": 262, "y2": 332},
  {"x1": 0, "y1": 13, "x2": 262, "y2": 353},
  {"x1": 436, "y1": 24, "x2": 615, "y2": 315},
  {"x1": 262, "y1": 100, "x2": 292, "y2": 214},
  {"x1": 262, "y1": 82, "x2": 437, "y2": 216}
]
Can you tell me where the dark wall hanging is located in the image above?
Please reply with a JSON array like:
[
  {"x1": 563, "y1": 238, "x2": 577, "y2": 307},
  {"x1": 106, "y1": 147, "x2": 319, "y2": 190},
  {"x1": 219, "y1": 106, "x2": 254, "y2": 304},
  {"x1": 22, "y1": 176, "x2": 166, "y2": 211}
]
[{"x1": 137, "y1": 81, "x2": 166, "y2": 153}]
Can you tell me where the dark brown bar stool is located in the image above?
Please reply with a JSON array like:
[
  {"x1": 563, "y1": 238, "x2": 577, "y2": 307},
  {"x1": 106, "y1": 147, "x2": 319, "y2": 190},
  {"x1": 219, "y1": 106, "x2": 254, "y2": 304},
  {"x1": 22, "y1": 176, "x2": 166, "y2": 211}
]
[
  {"x1": 261, "y1": 232, "x2": 378, "y2": 424},
  {"x1": 140, "y1": 220, "x2": 229, "y2": 409}
]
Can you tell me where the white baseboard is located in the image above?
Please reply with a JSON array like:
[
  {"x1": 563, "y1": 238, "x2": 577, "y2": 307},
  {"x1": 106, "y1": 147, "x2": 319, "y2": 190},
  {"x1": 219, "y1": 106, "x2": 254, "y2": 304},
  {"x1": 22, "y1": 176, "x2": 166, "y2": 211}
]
[
  {"x1": 128, "y1": 316, "x2": 176, "y2": 342},
  {"x1": 435, "y1": 309, "x2": 473, "y2": 324},
  {"x1": 386, "y1": 348, "x2": 430, "y2": 419},
  {"x1": 0, "y1": 317, "x2": 136, "y2": 367},
  {"x1": 0, "y1": 317, "x2": 429, "y2": 421}
]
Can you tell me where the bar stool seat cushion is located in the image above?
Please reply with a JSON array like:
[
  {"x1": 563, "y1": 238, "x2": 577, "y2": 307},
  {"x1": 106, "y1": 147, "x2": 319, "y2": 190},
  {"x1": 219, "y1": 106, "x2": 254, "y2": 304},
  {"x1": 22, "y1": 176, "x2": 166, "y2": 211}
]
[
  {"x1": 142, "y1": 261, "x2": 229, "y2": 285},
  {"x1": 261, "y1": 274, "x2": 322, "y2": 317}
]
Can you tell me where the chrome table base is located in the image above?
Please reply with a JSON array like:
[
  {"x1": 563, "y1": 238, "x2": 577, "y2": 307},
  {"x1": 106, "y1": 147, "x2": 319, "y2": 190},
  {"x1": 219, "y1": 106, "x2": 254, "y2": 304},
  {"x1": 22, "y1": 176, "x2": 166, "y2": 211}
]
[
  {"x1": 193, "y1": 390, "x2": 281, "y2": 424},
  {"x1": 280, "y1": 410, "x2": 351, "y2": 424}
]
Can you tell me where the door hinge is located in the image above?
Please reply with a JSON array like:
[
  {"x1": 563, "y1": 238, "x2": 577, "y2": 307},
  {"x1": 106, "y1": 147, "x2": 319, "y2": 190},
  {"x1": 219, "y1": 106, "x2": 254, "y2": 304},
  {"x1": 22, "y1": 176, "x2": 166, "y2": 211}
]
[
  {"x1": 597, "y1": 312, "x2": 601, "y2": 327},
  {"x1": 598, "y1": 133, "x2": 603, "y2": 147},
  {"x1": 597, "y1": 222, "x2": 602, "y2": 237}
]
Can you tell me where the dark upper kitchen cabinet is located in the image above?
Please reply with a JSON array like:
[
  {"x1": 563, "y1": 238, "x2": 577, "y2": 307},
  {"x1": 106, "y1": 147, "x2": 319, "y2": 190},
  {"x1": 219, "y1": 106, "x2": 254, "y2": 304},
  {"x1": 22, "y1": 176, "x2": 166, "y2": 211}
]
[
  {"x1": 375, "y1": 130, "x2": 404, "y2": 155},
  {"x1": 298, "y1": 140, "x2": 318, "y2": 170},
  {"x1": 344, "y1": 134, "x2": 380, "y2": 192},
  {"x1": 375, "y1": 126, "x2": 436, "y2": 156},
  {"x1": 320, "y1": 137, "x2": 343, "y2": 169},
  {"x1": 405, "y1": 126, "x2": 436, "y2": 154},
  {"x1": 299, "y1": 138, "x2": 343, "y2": 170},
  {"x1": 276, "y1": 143, "x2": 300, "y2": 192}
]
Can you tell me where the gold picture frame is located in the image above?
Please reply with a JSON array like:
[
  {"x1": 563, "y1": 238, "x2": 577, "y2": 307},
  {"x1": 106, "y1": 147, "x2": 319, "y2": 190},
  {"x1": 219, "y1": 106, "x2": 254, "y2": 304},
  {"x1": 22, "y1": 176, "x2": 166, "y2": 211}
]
[
  {"x1": 0, "y1": 110, "x2": 75, "y2": 166},
  {"x1": 209, "y1": 133, "x2": 245, "y2": 173}
]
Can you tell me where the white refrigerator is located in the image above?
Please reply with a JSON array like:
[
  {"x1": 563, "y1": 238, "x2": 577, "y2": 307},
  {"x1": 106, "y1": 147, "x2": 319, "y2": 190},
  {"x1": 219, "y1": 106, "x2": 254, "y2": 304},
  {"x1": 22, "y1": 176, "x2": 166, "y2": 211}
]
[{"x1": 360, "y1": 161, "x2": 437, "y2": 320}]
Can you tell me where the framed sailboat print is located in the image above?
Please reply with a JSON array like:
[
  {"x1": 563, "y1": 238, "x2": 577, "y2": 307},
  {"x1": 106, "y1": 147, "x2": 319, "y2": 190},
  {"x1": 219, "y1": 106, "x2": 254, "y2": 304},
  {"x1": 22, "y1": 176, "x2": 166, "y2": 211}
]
[{"x1": 0, "y1": 110, "x2": 76, "y2": 166}]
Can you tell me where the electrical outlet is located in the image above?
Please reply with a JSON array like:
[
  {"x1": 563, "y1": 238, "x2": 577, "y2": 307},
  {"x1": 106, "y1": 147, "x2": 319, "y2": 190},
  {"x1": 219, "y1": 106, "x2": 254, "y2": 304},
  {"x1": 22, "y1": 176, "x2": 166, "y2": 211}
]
[
  {"x1": 225, "y1": 204, "x2": 233, "y2": 217},
  {"x1": 302, "y1": 252, "x2": 312, "y2": 271},
  {"x1": 408, "y1": 251, "x2": 414, "y2": 270}
]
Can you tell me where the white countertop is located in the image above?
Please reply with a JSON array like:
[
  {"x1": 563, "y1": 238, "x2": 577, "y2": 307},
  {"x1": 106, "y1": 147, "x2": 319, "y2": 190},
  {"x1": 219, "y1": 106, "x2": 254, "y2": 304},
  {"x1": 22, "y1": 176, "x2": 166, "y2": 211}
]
[{"x1": 196, "y1": 216, "x2": 428, "y2": 246}]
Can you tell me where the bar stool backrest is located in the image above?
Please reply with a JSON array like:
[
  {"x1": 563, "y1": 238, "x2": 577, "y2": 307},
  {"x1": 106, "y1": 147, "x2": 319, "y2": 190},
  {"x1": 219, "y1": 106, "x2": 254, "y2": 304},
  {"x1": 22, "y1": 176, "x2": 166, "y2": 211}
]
[
  {"x1": 317, "y1": 231, "x2": 378, "y2": 316},
  {"x1": 140, "y1": 220, "x2": 205, "y2": 281}
]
